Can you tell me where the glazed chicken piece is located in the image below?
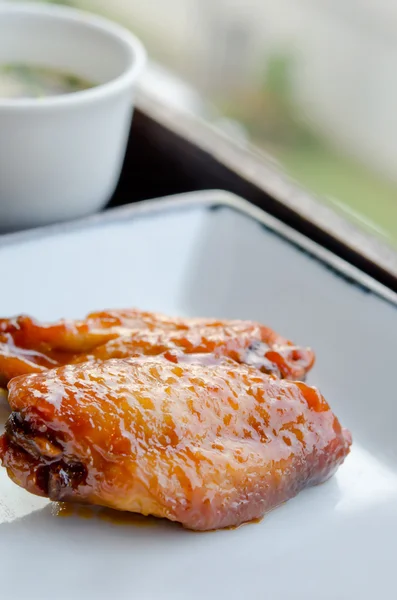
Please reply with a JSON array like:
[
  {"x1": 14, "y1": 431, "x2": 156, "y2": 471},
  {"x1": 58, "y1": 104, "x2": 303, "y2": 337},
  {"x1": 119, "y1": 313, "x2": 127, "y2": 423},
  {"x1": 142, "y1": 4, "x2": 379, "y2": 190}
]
[
  {"x1": 73, "y1": 323, "x2": 314, "y2": 381},
  {"x1": 0, "y1": 356, "x2": 351, "y2": 531},
  {"x1": 0, "y1": 309, "x2": 314, "y2": 385}
]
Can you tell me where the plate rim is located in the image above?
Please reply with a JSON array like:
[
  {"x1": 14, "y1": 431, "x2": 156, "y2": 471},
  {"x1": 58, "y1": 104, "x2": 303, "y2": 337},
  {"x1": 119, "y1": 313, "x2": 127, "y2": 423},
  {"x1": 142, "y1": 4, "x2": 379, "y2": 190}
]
[{"x1": 1, "y1": 189, "x2": 396, "y2": 307}]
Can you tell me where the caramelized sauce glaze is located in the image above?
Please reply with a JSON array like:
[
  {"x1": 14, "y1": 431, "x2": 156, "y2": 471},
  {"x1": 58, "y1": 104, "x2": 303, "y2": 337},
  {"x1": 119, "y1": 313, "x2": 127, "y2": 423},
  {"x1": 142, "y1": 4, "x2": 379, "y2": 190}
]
[
  {"x1": 0, "y1": 310, "x2": 315, "y2": 385},
  {"x1": 54, "y1": 503, "x2": 162, "y2": 528},
  {"x1": 0, "y1": 355, "x2": 350, "y2": 531}
]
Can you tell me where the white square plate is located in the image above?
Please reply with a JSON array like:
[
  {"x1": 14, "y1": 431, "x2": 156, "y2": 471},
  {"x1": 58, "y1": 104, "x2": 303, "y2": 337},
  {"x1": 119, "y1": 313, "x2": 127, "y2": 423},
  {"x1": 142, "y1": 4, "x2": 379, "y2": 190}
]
[{"x1": 1, "y1": 191, "x2": 396, "y2": 600}]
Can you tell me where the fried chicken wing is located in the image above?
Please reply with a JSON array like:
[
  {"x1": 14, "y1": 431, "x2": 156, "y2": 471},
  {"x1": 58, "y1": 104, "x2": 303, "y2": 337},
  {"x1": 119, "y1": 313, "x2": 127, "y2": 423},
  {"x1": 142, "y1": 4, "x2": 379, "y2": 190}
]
[
  {"x1": 0, "y1": 309, "x2": 314, "y2": 385},
  {"x1": 0, "y1": 357, "x2": 350, "y2": 531},
  {"x1": 73, "y1": 321, "x2": 314, "y2": 381}
]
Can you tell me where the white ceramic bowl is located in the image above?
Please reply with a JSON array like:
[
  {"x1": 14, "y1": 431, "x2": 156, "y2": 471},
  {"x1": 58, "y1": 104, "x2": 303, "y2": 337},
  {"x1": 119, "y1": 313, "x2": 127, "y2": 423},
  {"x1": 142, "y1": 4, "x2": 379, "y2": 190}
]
[{"x1": 0, "y1": 2, "x2": 146, "y2": 231}]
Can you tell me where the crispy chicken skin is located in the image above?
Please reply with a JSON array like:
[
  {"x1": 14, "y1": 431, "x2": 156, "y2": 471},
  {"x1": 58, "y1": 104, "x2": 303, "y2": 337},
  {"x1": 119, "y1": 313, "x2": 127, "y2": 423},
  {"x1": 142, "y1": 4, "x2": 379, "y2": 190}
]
[
  {"x1": 0, "y1": 357, "x2": 351, "y2": 531},
  {"x1": 0, "y1": 309, "x2": 314, "y2": 385}
]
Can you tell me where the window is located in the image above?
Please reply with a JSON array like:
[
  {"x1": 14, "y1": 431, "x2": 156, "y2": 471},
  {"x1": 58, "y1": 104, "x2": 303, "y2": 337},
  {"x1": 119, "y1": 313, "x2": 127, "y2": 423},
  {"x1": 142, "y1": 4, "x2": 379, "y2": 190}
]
[{"x1": 40, "y1": 0, "x2": 397, "y2": 247}]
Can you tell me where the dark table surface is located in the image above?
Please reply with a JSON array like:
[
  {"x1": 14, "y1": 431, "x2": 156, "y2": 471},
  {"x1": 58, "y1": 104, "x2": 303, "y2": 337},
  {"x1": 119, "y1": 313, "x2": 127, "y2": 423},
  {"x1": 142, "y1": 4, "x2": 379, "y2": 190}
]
[{"x1": 108, "y1": 91, "x2": 397, "y2": 292}]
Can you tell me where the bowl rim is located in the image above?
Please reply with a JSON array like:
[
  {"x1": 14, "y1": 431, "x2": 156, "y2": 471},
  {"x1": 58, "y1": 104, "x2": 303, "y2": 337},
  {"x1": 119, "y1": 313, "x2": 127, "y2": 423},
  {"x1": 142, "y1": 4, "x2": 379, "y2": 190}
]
[{"x1": 0, "y1": 1, "x2": 147, "y2": 111}]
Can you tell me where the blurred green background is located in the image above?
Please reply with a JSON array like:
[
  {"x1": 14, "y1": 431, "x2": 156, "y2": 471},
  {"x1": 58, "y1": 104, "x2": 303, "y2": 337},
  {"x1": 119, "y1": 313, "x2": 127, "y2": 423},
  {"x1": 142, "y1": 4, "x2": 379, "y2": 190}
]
[{"x1": 38, "y1": 0, "x2": 397, "y2": 247}]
